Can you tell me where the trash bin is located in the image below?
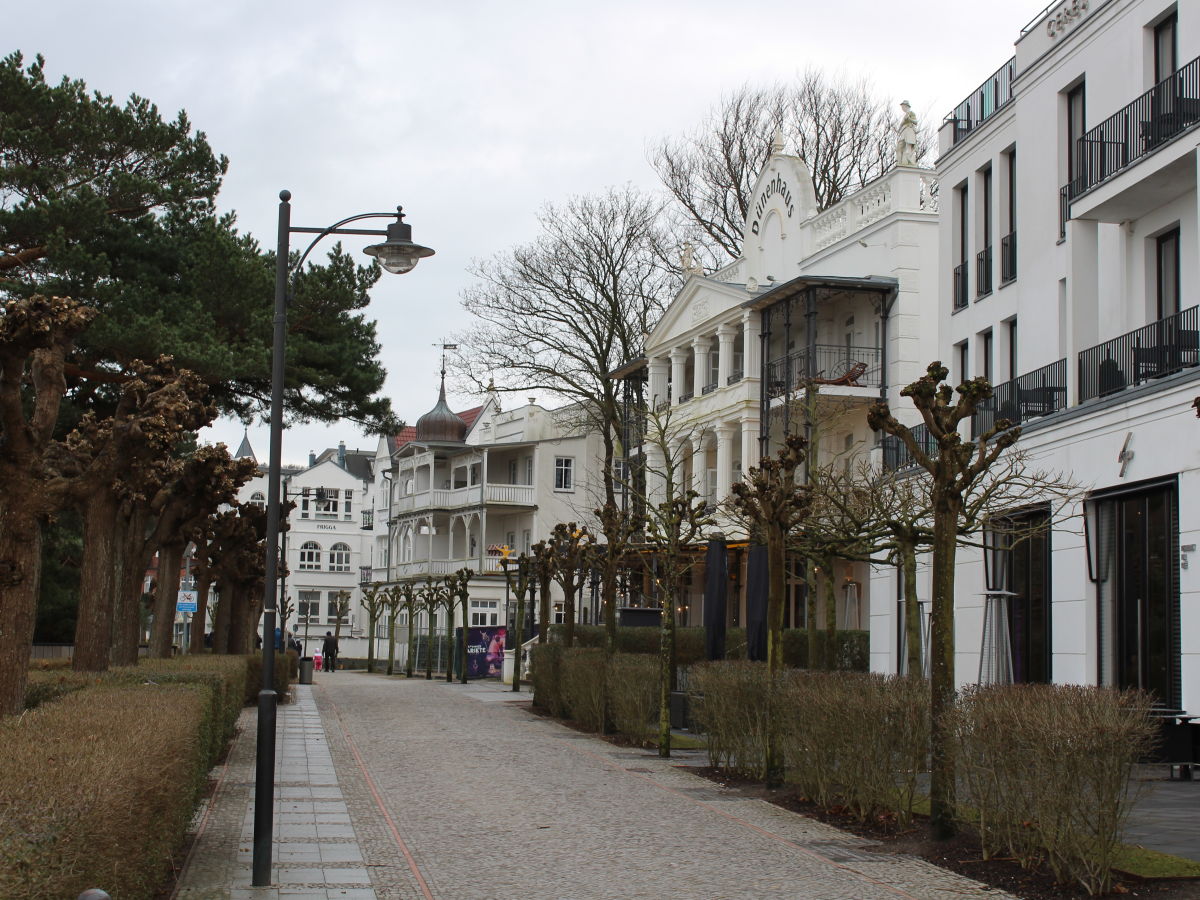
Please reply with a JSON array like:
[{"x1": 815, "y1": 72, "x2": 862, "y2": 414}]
[{"x1": 299, "y1": 656, "x2": 314, "y2": 685}]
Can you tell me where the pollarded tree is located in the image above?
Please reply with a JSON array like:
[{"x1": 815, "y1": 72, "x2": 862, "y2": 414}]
[
  {"x1": 456, "y1": 186, "x2": 675, "y2": 654},
  {"x1": 450, "y1": 568, "x2": 474, "y2": 684},
  {"x1": 206, "y1": 502, "x2": 269, "y2": 654},
  {"x1": 867, "y1": 362, "x2": 1021, "y2": 840},
  {"x1": 361, "y1": 583, "x2": 388, "y2": 674},
  {"x1": 396, "y1": 582, "x2": 420, "y2": 678},
  {"x1": 651, "y1": 70, "x2": 935, "y2": 262},
  {"x1": 544, "y1": 522, "x2": 597, "y2": 649},
  {"x1": 0, "y1": 294, "x2": 95, "y2": 714}
]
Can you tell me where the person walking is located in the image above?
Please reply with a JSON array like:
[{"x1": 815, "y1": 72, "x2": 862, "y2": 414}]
[{"x1": 321, "y1": 631, "x2": 339, "y2": 672}]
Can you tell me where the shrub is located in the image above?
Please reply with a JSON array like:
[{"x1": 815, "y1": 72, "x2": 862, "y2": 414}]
[
  {"x1": 952, "y1": 684, "x2": 1157, "y2": 895},
  {"x1": 559, "y1": 648, "x2": 607, "y2": 732},
  {"x1": 607, "y1": 653, "x2": 659, "y2": 746},
  {"x1": 530, "y1": 644, "x2": 566, "y2": 716},
  {"x1": 689, "y1": 661, "x2": 772, "y2": 777},
  {"x1": 0, "y1": 683, "x2": 212, "y2": 900},
  {"x1": 242, "y1": 651, "x2": 295, "y2": 707}
]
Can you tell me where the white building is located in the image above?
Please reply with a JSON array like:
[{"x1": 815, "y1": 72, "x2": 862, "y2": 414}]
[
  {"x1": 623, "y1": 139, "x2": 940, "y2": 628},
  {"x1": 236, "y1": 437, "x2": 378, "y2": 659},
  {"x1": 869, "y1": 0, "x2": 1198, "y2": 712},
  {"x1": 368, "y1": 378, "x2": 607, "y2": 665}
]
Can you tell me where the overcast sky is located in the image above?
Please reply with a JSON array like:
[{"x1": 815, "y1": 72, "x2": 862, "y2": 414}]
[{"x1": 17, "y1": 0, "x2": 1036, "y2": 465}]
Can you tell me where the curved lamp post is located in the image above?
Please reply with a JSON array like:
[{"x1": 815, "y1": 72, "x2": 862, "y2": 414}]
[{"x1": 254, "y1": 191, "x2": 433, "y2": 886}]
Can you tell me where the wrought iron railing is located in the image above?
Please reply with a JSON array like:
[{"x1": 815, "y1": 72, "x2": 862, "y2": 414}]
[
  {"x1": 1072, "y1": 56, "x2": 1200, "y2": 197},
  {"x1": 727, "y1": 370, "x2": 743, "y2": 385},
  {"x1": 953, "y1": 261, "x2": 969, "y2": 310},
  {"x1": 764, "y1": 344, "x2": 882, "y2": 397},
  {"x1": 1078, "y1": 305, "x2": 1199, "y2": 403},
  {"x1": 971, "y1": 358, "x2": 1068, "y2": 437},
  {"x1": 976, "y1": 245, "x2": 993, "y2": 297},
  {"x1": 702, "y1": 381, "x2": 718, "y2": 395},
  {"x1": 1000, "y1": 231, "x2": 1017, "y2": 284},
  {"x1": 678, "y1": 390, "x2": 694, "y2": 403},
  {"x1": 944, "y1": 57, "x2": 1016, "y2": 146},
  {"x1": 881, "y1": 423, "x2": 937, "y2": 472}
]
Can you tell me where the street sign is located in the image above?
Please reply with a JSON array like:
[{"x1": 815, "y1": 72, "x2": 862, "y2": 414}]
[{"x1": 177, "y1": 590, "x2": 198, "y2": 613}]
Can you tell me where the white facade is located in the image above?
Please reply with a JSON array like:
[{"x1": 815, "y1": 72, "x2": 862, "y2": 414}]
[
  {"x1": 870, "y1": 0, "x2": 1199, "y2": 712},
  {"x1": 635, "y1": 145, "x2": 940, "y2": 627},
  {"x1": 237, "y1": 442, "x2": 377, "y2": 658}
]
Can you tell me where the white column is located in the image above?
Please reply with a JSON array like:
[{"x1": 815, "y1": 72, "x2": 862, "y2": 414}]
[
  {"x1": 716, "y1": 323, "x2": 737, "y2": 386},
  {"x1": 669, "y1": 348, "x2": 688, "y2": 405},
  {"x1": 692, "y1": 336, "x2": 709, "y2": 397},
  {"x1": 692, "y1": 434, "x2": 710, "y2": 501},
  {"x1": 647, "y1": 442, "x2": 667, "y2": 507},
  {"x1": 743, "y1": 311, "x2": 762, "y2": 379},
  {"x1": 741, "y1": 417, "x2": 760, "y2": 473},
  {"x1": 716, "y1": 423, "x2": 736, "y2": 500},
  {"x1": 648, "y1": 356, "x2": 669, "y2": 408}
]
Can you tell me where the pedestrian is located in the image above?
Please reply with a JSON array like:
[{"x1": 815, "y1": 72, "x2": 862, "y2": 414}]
[{"x1": 321, "y1": 631, "x2": 339, "y2": 672}]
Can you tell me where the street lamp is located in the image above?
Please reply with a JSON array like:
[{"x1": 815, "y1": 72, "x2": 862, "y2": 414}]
[{"x1": 254, "y1": 191, "x2": 432, "y2": 887}]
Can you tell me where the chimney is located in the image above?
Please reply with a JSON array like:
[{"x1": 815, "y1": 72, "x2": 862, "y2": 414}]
[
  {"x1": 308, "y1": 451, "x2": 317, "y2": 467},
  {"x1": 338, "y1": 441, "x2": 347, "y2": 467}
]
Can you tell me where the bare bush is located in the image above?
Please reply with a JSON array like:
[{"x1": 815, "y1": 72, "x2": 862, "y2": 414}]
[
  {"x1": 953, "y1": 684, "x2": 1157, "y2": 895},
  {"x1": 607, "y1": 653, "x2": 659, "y2": 746},
  {"x1": 560, "y1": 648, "x2": 608, "y2": 732},
  {"x1": 689, "y1": 661, "x2": 772, "y2": 777},
  {"x1": 530, "y1": 644, "x2": 566, "y2": 717}
]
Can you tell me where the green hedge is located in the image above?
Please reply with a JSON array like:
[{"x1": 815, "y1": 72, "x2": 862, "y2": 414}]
[
  {"x1": 547, "y1": 624, "x2": 869, "y2": 671},
  {"x1": 530, "y1": 644, "x2": 566, "y2": 716}
]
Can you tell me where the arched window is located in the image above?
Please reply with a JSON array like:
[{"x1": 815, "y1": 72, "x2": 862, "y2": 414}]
[
  {"x1": 329, "y1": 542, "x2": 351, "y2": 572},
  {"x1": 299, "y1": 541, "x2": 322, "y2": 570},
  {"x1": 250, "y1": 491, "x2": 266, "y2": 508}
]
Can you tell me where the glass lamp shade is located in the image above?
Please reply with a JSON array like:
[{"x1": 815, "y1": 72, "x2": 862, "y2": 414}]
[{"x1": 363, "y1": 214, "x2": 435, "y2": 275}]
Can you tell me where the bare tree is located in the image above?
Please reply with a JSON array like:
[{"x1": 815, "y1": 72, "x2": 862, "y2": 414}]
[
  {"x1": 361, "y1": 583, "x2": 388, "y2": 673},
  {"x1": 651, "y1": 70, "x2": 934, "y2": 261},
  {"x1": 457, "y1": 186, "x2": 675, "y2": 653}
]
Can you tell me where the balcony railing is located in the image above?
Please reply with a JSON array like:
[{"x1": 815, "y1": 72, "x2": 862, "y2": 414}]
[
  {"x1": 764, "y1": 344, "x2": 882, "y2": 397},
  {"x1": 1078, "y1": 305, "x2": 1199, "y2": 403},
  {"x1": 976, "y1": 245, "x2": 993, "y2": 298},
  {"x1": 971, "y1": 358, "x2": 1068, "y2": 438},
  {"x1": 392, "y1": 483, "x2": 535, "y2": 513},
  {"x1": 953, "y1": 262, "x2": 969, "y2": 310},
  {"x1": 727, "y1": 370, "x2": 743, "y2": 385},
  {"x1": 678, "y1": 390, "x2": 694, "y2": 403},
  {"x1": 944, "y1": 57, "x2": 1015, "y2": 146},
  {"x1": 1070, "y1": 56, "x2": 1200, "y2": 199},
  {"x1": 361, "y1": 509, "x2": 374, "y2": 530},
  {"x1": 1000, "y1": 231, "x2": 1017, "y2": 284},
  {"x1": 881, "y1": 423, "x2": 937, "y2": 473},
  {"x1": 702, "y1": 381, "x2": 718, "y2": 395}
]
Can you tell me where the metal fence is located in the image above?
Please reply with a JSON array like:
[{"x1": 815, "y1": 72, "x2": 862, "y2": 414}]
[
  {"x1": 1078, "y1": 305, "x2": 1199, "y2": 403},
  {"x1": 944, "y1": 57, "x2": 1015, "y2": 146},
  {"x1": 971, "y1": 358, "x2": 1068, "y2": 437}
]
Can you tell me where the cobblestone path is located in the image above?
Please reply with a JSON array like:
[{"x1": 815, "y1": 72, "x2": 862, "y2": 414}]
[{"x1": 315, "y1": 676, "x2": 1014, "y2": 900}]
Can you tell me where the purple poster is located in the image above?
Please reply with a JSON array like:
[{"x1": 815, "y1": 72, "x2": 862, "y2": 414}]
[{"x1": 467, "y1": 626, "x2": 507, "y2": 678}]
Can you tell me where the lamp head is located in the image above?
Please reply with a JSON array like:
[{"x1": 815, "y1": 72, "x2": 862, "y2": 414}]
[{"x1": 363, "y1": 207, "x2": 435, "y2": 275}]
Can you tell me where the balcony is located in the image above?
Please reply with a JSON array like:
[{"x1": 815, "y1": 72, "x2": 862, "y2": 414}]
[
  {"x1": 1068, "y1": 56, "x2": 1200, "y2": 200},
  {"x1": 765, "y1": 344, "x2": 882, "y2": 398},
  {"x1": 976, "y1": 245, "x2": 993, "y2": 298},
  {"x1": 361, "y1": 509, "x2": 374, "y2": 530},
  {"x1": 944, "y1": 57, "x2": 1015, "y2": 147},
  {"x1": 881, "y1": 423, "x2": 937, "y2": 473},
  {"x1": 953, "y1": 262, "x2": 969, "y2": 311},
  {"x1": 392, "y1": 556, "x2": 507, "y2": 579},
  {"x1": 392, "y1": 483, "x2": 536, "y2": 514},
  {"x1": 701, "y1": 381, "x2": 718, "y2": 395},
  {"x1": 1000, "y1": 231, "x2": 1017, "y2": 284},
  {"x1": 727, "y1": 370, "x2": 743, "y2": 385},
  {"x1": 1078, "y1": 305, "x2": 1199, "y2": 403},
  {"x1": 971, "y1": 359, "x2": 1067, "y2": 438}
]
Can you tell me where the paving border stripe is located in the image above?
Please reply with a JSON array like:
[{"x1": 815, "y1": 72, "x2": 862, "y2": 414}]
[
  {"x1": 325, "y1": 691, "x2": 436, "y2": 900},
  {"x1": 169, "y1": 715, "x2": 242, "y2": 900},
  {"x1": 561, "y1": 739, "x2": 926, "y2": 900}
]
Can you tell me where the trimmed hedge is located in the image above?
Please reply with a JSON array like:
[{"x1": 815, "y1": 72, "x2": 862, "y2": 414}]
[
  {"x1": 559, "y1": 648, "x2": 608, "y2": 732},
  {"x1": 607, "y1": 653, "x2": 659, "y2": 746},
  {"x1": 0, "y1": 683, "x2": 214, "y2": 899},
  {"x1": 547, "y1": 624, "x2": 869, "y2": 671},
  {"x1": 529, "y1": 644, "x2": 566, "y2": 717}
]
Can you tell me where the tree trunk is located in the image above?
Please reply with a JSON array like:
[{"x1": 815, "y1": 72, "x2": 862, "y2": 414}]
[
  {"x1": 513, "y1": 586, "x2": 526, "y2": 693},
  {"x1": 459, "y1": 596, "x2": 468, "y2": 684},
  {"x1": 386, "y1": 607, "x2": 397, "y2": 676},
  {"x1": 110, "y1": 509, "x2": 147, "y2": 666},
  {"x1": 367, "y1": 614, "x2": 377, "y2": 673},
  {"x1": 928, "y1": 489, "x2": 961, "y2": 840},
  {"x1": 806, "y1": 559, "x2": 820, "y2": 669},
  {"x1": 563, "y1": 580, "x2": 577, "y2": 648},
  {"x1": 765, "y1": 528, "x2": 786, "y2": 676},
  {"x1": 445, "y1": 602, "x2": 454, "y2": 683},
  {"x1": 73, "y1": 490, "x2": 120, "y2": 672},
  {"x1": 601, "y1": 550, "x2": 618, "y2": 656},
  {"x1": 0, "y1": 502, "x2": 44, "y2": 716},
  {"x1": 228, "y1": 587, "x2": 249, "y2": 655},
  {"x1": 211, "y1": 583, "x2": 231, "y2": 654},
  {"x1": 658, "y1": 586, "x2": 675, "y2": 758},
  {"x1": 823, "y1": 559, "x2": 838, "y2": 671},
  {"x1": 539, "y1": 573, "x2": 552, "y2": 644},
  {"x1": 405, "y1": 601, "x2": 415, "y2": 678},
  {"x1": 425, "y1": 605, "x2": 434, "y2": 680},
  {"x1": 149, "y1": 542, "x2": 184, "y2": 657},
  {"x1": 900, "y1": 544, "x2": 923, "y2": 677},
  {"x1": 190, "y1": 574, "x2": 211, "y2": 654}
]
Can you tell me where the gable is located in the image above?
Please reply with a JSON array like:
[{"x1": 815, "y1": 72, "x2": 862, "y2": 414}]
[{"x1": 648, "y1": 276, "x2": 753, "y2": 347}]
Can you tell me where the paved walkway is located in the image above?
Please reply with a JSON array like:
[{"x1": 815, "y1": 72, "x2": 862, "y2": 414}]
[{"x1": 175, "y1": 675, "x2": 1018, "y2": 900}]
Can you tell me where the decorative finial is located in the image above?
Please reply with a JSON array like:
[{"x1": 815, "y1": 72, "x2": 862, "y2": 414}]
[{"x1": 770, "y1": 130, "x2": 786, "y2": 155}]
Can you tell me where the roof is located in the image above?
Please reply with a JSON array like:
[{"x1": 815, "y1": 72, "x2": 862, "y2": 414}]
[
  {"x1": 741, "y1": 274, "x2": 900, "y2": 311},
  {"x1": 312, "y1": 447, "x2": 375, "y2": 482},
  {"x1": 392, "y1": 405, "x2": 484, "y2": 453},
  {"x1": 233, "y1": 431, "x2": 257, "y2": 463}
]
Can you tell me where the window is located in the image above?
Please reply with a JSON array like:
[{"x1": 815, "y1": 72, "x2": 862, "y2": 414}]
[
  {"x1": 250, "y1": 491, "x2": 266, "y2": 508},
  {"x1": 956, "y1": 342, "x2": 969, "y2": 386},
  {"x1": 522, "y1": 529, "x2": 531, "y2": 553},
  {"x1": 329, "y1": 542, "x2": 351, "y2": 572},
  {"x1": 953, "y1": 183, "x2": 969, "y2": 309},
  {"x1": 982, "y1": 330, "x2": 994, "y2": 383},
  {"x1": 508, "y1": 459, "x2": 518, "y2": 484},
  {"x1": 554, "y1": 456, "x2": 574, "y2": 491},
  {"x1": 299, "y1": 541, "x2": 322, "y2": 570},
  {"x1": 978, "y1": 166, "x2": 993, "y2": 297},
  {"x1": 298, "y1": 590, "x2": 321, "y2": 624},
  {"x1": 1154, "y1": 12, "x2": 1177, "y2": 85},
  {"x1": 505, "y1": 531, "x2": 516, "y2": 551},
  {"x1": 327, "y1": 591, "x2": 350, "y2": 625},
  {"x1": 471, "y1": 600, "x2": 499, "y2": 626},
  {"x1": 1001, "y1": 150, "x2": 1017, "y2": 283},
  {"x1": 1067, "y1": 82, "x2": 1086, "y2": 187},
  {"x1": 1007, "y1": 319, "x2": 1018, "y2": 380},
  {"x1": 1005, "y1": 508, "x2": 1052, "y2": 684},
  {"x1": 1156, "y1": 227, "x2": 1180, "y2": 319},
  {"x1": 524, "y1": 456, "x2": 534, "y2": 485}
]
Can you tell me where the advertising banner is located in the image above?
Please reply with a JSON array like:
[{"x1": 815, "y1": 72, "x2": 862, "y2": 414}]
[{"x1": 463, "y1": 626, "x2": 506, "y2": 678}]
